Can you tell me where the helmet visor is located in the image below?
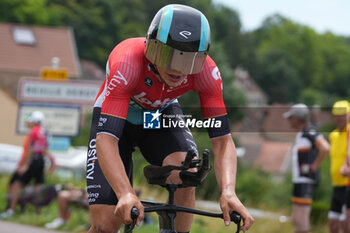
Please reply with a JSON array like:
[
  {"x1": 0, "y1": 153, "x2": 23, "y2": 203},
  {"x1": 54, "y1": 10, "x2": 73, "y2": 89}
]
[{"x1": 145, "y1": 39, "x2": 208, "y2": 75}]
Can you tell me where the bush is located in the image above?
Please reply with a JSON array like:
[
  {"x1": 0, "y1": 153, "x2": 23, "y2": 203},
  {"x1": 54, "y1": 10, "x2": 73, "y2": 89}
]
[{"x1": 311, "y1": 201, "x2": 329, "y2": 225}]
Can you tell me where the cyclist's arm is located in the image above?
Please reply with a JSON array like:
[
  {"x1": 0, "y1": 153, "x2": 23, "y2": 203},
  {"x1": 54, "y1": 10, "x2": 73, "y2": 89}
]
[
  {"x1": 96, "y1": 133, "x2": 144, "y2": 225},
  {"x1": 17, "y1": 132, "x2": 36, "y2": 174},
  {"x1": 96, "y1": 134, "x2": 134, "y2": 197},
  {"x1": 211, "y1": 134, "x2": 237, "y2": 191},
  {"x1": 311, "y1": 137, "x2": 330, "y2": 171},
  {"x1": 211, "y1": 135, "x2": 254, "y2": 231},
  {"x1": 95, "y1": 56, "x2": 144, "y2": 224}
]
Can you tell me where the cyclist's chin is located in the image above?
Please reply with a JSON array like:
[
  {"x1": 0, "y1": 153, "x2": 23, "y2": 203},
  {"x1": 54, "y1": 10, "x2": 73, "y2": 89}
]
[{"x1": 164, "y1": 76, "x2": 185, "y2": 87}]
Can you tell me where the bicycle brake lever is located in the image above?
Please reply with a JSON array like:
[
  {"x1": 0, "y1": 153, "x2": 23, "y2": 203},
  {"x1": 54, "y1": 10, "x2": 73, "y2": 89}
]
[
  {"x1": 124, "y1": 207, "x2": 140, "y2": 233},
  {"x1": 189, "y1": 158, "x2": 201, "y2": 168},
  {"x1": 182, "y1": 149, "x2": 197, "y2": 169},
  {"x1": 202, "y1": 149, "x2": 209, "y2": 170},
  {"x1": 229, "y1": 211, "x2": 242, "y2": 233}
]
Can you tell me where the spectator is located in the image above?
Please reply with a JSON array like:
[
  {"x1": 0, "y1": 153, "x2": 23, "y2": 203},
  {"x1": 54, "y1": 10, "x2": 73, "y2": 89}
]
[
  {"x1": 0, "y1": 111, "x2": 49, "y2": 219},
  {"x1": 329, "y1": 100, "x2": 350, "y2": 233},
  {"x1": 45, "y1": 187, "x2": 149, "y2": 230},
  {"x1": 284, "y1": 103, "x2": 330, "y2": 233},
  {"x1": 6, "y1": 114, "x2": 35, "y2": 202},
  {"x1": 45, "y1": 185, "x2": 88, "y2": 229}
]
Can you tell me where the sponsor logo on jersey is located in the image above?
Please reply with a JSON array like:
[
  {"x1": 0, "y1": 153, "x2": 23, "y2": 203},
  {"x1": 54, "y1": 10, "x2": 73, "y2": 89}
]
[
  {"x1": 98, "y1": 117, "x2": 107, "y2": 127},
  {"x1": 88, "y1": 192, "x2": 100, "y2": 203},
  {"x1": 106, "y1": 70, "x2": 128, "y2": 96},
  {"x1": 211, "y1": 67, "x2": 221, "y2": 81},
  {"x1": 144, "y1": 77, "x2": 153, "y2": 87},
  {"x1": 134, "y1": 92, "x2": 172, "y2": 108},
  {"x1": 211, "y1": 67, "x2": 223, "y2": 89},
  {"x1": 86, "y1": 139, "x2": 97, "y2": 180},
  {"x1": 143, "y1": 110, "x2": 161, "y2": 129}
]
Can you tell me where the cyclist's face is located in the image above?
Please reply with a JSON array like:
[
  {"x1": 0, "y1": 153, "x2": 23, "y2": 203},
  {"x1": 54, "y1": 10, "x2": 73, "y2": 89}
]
[
  {"x1": 157, "y1": 67, "x2": 187, "y2": 87},
  {"x1": 334, "y1": 114, "x2": 348, "y2": 131},
  {"x1": 287, "y1": 116, "x2": 304, "y2": 130},
  {"x1": 25, "y1": 121, "x2": 35, "y2": 129}
]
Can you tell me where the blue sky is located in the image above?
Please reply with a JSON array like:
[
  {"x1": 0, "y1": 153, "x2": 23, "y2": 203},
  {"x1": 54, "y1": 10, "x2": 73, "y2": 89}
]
[{"x1": 213, "y1": 0, "x2": 350, "y2": 36}]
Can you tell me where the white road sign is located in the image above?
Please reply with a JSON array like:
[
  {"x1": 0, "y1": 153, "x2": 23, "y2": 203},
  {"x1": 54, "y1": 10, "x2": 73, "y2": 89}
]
[
  {"x1": 17, "y1": 77, "x2": 101, "y2": 105},
  {"x1": 17, "y1": 103, "x2": 81, "y2": 136}
]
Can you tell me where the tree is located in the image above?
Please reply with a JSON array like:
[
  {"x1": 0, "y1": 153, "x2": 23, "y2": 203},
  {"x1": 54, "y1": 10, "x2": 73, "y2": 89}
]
[
  {"x1": 0, "y1": 0, "x2": 61, "y2": 25},
  {"x1": 256, "y1": 48, "x2": 301, "y2": 103}
]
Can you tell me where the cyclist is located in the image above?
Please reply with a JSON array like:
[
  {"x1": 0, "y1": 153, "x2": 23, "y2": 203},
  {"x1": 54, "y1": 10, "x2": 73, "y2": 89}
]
[
  {"x1": 86, "y1": 4, "x2": 254, "y2": 233},
  {"x1": 0, "y1": 111, "x2": 48, "y2": 219},
  {"x1": 284, "y1": 104, "x2": 330, "y2": 233}
]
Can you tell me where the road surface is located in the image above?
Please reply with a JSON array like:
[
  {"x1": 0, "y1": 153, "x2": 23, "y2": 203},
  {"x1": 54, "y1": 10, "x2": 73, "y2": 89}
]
[{"x1": 0, "y1": 220, "x2": 69, "y2": 233}]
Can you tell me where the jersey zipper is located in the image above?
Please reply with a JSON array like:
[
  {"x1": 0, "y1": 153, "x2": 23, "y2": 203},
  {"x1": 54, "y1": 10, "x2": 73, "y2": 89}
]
[{"x1": 159, "y1": 83, "x2": 165, "y2": 100}]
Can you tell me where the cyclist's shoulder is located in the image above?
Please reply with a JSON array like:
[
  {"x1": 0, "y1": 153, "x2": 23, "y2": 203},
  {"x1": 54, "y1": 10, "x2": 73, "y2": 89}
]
[
  {"x1": 191, "y1": 55, "x2": 221, "y2": 89},
  {"x1": 109, "y1": 37, "x2": 146, "y2": 61},
  {"x1": 202, "y1": 55, "x2": 217, "y2": 70},
  {"x1": 107, "y1": 37, "x2": 147, "y2": 79},
  {"x1": 302, "y1": 124, "x2": 321, "y2": 141},
  {"x1": 303, "y1": 124, "x2": 319, "y2": 134}
]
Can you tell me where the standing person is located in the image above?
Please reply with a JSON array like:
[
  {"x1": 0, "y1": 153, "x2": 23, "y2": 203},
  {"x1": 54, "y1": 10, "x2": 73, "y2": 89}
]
[
  {"x1": 0, "y1": 111, "x2": 49, "y2": 219},
  {"x1": 329, "y1": 100, "x2": 350, "y2": 233},
  {"x1": 284, "y1": 103, "x2": 330, "y2": 233},
  {"x1": 6, "y1": 114, "x2": 35, "y2": 201},
  {"x1": 86, "y1": 4, "x2": 254, "y2": 233}
]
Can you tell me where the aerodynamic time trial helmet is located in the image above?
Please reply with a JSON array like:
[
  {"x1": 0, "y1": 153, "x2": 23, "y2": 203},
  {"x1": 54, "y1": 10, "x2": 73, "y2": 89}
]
[{"x1": 145, "y1": 4, "x2": 211, "y2": 75}]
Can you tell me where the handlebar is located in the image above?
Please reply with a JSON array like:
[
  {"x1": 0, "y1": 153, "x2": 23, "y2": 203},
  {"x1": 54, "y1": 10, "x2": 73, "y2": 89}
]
[
  {"x1": 126, "y1": 205, "x2": 242, "y2": 233},
  {"x1": 124, "y1": 207, "x2": 139, "y2": 233},
  {"x1": 127, "y1": 149, "x2": 242, "y2": 233},
  {"x1": 144, "y1": 149, "x2": 211, "y2": 188}
]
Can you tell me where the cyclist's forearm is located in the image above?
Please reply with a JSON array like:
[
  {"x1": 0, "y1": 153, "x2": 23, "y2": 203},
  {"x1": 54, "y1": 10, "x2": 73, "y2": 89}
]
[
  {"x1": 211, "y1": 135, "x2": 237, "y2": 193},
  {"x1": 313, "y1": 137, "x2": 330, "y2": 168},
  {"x1": 96, "y1": 134, "x2": 135, "y2": 198}
]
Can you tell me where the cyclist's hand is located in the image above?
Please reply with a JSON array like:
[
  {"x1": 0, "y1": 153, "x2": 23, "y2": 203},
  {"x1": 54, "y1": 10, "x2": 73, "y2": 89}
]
[
  {"x1": 340, "y1": 164, "x2": 350, "y2": 177},
  {"x1": 220, "y1": 190, "x2": 254, "y2": 232},
  {"x1": 114, "y1": 192, "x2": 144, "y2": 226},
  {"x1": 17, "y1": 164, "x2": 28, "y2": 175}
]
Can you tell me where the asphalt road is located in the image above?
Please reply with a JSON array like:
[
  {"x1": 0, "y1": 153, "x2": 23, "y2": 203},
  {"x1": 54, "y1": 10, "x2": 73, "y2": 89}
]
[{"x1": 0, "y1": 220, "x2": 69, "y2": 233}]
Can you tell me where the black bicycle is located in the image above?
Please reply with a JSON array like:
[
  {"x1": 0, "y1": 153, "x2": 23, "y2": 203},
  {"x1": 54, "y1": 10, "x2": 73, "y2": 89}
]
[{"x1": 124, "y1": 149, "x2": 242, "y2": 233}]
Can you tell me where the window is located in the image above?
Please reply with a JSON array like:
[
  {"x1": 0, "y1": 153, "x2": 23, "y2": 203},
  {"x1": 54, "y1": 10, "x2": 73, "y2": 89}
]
[{"x1": 12, "y1": 27, "x2": 36, "y2": 45}]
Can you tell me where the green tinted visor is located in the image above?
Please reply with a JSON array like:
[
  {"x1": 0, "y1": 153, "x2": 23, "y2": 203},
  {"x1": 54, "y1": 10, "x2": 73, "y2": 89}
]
[{"x1": 145, "y1": 39, "x2": 208, "y2": 75}]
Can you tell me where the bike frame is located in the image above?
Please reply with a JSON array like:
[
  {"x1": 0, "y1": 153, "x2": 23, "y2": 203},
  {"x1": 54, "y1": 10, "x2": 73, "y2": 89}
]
[{"x1": 125, "y1": 149, "x2": 242, "y2": 233}]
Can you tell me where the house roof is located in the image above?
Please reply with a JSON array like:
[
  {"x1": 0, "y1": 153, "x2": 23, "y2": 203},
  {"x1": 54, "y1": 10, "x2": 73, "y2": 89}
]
[
  {"x1": 80, "y1": 60, "x2": 105, "y2": 80},
  {"x1": 234, "y1": 67, "x2": 268, "y2": 107},
  {"x1": 253, "y1": 140, "x2": 292, "y2": 174},
  {"x1": 262, "y1": 104, "x2": 294, "y2": 133},
  {"x1": 0, "y1": 23, "x2": 81, "y2": 77}
]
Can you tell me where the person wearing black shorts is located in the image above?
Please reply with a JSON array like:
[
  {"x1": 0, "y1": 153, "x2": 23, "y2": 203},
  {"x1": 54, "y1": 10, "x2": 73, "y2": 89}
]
[
  {"x1": 284, "y1": 104, "x2": 329, "y2": 233},
  {"x1": 328, "y1": 100, "x2": 350, "y2": 233},
  {"x1": 87, "y1": 103, "x2": 197, "y2": 206},
  {"x1": 0, "y1": 111, "x2": 48, "y2": 219},
  {"x1": 85, "y1": 4, "x2": 254, "y2": 233}
]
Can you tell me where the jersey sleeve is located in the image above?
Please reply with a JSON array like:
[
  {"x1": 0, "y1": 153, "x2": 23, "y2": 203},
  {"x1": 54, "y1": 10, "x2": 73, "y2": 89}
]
[
  {"x1": 96, "y1": 41, "x2": 142, "y2": 139},
  {"x1": 194, "y1": 57, "x2": 230, "y2": 138}
]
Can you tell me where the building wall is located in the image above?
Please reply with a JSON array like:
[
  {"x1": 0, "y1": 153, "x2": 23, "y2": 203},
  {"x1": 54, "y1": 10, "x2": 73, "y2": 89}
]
[{"x1": 0, "y1": 88, "x2": 26, "y2": 146}]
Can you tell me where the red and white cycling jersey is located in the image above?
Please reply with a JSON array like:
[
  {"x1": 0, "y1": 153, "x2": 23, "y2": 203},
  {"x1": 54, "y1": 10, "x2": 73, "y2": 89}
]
[
  {"x1": 29, "y1": 125, "x2": 48, "y2": 154},
  {"x1": 94, "y1": 37, "x2": 228, "y2": 138}
]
